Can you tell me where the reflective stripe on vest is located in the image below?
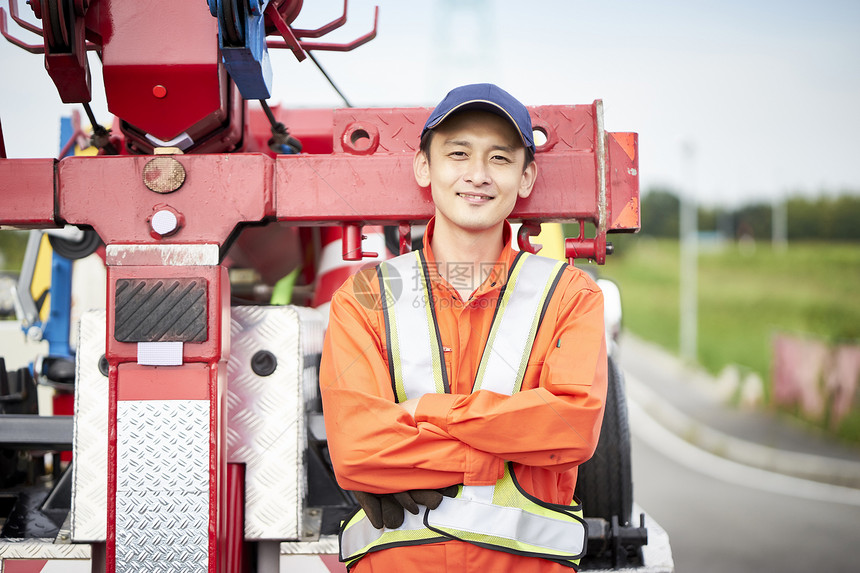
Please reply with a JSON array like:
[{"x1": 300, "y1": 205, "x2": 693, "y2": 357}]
[
  {"x1": 473, "y1": 251, "x2": 564, "y2": 395},
  {"x1": 424, "y1": 464, "x2": 586, "y2": 558},
  {"x1": 340, "y1": 250, "x2": 587, "y2": 569},
  {"x1": 379, "y1": 250, "x2": 450, "y2": 402}
]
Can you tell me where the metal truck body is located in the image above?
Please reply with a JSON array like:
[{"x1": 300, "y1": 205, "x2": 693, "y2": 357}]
[{"x1": 0, "y1": 1, "x2": 671, "y2": 571}]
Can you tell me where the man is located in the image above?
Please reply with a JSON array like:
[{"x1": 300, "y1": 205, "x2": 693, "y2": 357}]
[{"x1": 320, "y1": 83, "x2": 607, "y2": 571}]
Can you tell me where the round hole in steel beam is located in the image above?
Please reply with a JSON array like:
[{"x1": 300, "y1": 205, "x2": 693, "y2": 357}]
[
  {"x1": 350, "y1": 129, "x2": 371, "y2": 149},
  {"x1": 342, "y1": 122, "x2": 380, "y2": 155}
]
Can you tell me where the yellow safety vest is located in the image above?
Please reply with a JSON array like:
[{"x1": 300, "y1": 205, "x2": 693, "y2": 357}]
[{"x1": 339, "y1": 250, "x2": 587, "y2": 570}]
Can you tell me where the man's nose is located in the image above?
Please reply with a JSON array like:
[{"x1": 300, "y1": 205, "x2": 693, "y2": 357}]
[{"x1": 464, "y1": 158, "x2": 491, "y2": 185}]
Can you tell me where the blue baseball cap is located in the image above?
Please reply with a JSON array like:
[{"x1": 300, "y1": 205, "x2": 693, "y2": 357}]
[{"x1": 421, "y1": 83, "x2": 535, "y2": 153}]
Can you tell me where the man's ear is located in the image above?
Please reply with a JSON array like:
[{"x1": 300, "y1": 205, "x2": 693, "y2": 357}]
[
  {"x1": 518, "y1": 161, "x2": 538, "y2": 199},
  {"x1": 413, "y1": 150, "x2": 431, "y2": 188}
]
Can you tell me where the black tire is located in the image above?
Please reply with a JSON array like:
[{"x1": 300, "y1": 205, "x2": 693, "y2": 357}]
[
  {"x1": 48, "y1": 228, "x2": 101, "y2": 260},
  {"x1": 575, "y1": 355, "x2": 633, "y2": 525}
]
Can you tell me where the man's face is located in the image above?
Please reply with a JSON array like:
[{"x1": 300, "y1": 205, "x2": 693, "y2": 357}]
[{"x1": 413, "y1": 110, "x2": 537, "y2": 235}]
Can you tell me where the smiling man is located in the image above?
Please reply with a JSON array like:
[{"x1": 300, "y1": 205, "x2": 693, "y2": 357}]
[{"x1": 321, "y1": 84, "x2": 608, "y2": 572}]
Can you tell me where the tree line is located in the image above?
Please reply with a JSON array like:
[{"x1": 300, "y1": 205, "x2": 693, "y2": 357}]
[{"x1": 638, "y1": 188, "x2": 860, "y2": 241}]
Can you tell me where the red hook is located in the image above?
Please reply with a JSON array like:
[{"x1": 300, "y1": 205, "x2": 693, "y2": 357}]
[{"x1": 516, "y1": 222, "x2": 543, "y2": 254}]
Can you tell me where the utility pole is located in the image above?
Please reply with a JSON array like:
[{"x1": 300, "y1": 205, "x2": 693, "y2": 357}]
[
  {"x1": 679, "y1": 141, "x2": 698, "y2": 363},
  {"x1": 772, "y1": 195, "x2": 788, "y2": 252}
]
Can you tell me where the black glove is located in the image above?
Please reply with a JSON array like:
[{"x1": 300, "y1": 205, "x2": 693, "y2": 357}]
[
  {"x1": 405, "y1": 485, "x2": 459, "y2": 511},
  {"x1": 352, "y1": 486, "x2": 460, "y2": 529},
  {"x1": 352, "y1": 491, "x2": 406, "y2": 529}
]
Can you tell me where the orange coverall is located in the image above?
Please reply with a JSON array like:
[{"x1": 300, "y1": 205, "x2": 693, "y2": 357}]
[{"x1": 320, "y1": 221, "x2": 608, "y2": 572}]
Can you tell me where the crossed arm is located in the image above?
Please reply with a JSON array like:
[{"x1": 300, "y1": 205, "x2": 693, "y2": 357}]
[{"x1": 319, "y1": 272, "x2": 608, "y2": 495}]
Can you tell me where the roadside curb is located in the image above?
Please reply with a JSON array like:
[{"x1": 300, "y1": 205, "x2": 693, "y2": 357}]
[{"x1": 625, "y1": 372, "x2": 860, "y2": 491}]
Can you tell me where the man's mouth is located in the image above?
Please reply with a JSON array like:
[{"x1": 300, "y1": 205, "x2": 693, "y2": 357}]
[{"x1": 457, "y1": 193, "x2": 494, "y2": 202}]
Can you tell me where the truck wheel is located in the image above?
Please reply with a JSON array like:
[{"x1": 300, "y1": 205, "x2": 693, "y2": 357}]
[
  {"x1": 48, "y1": 228, "x2": 101, "y2": 260},
  {"x1": 575, "y1": 355, "x2": 633, "y2": 525}
]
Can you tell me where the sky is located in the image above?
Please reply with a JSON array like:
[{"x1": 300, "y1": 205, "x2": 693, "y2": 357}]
[{"x1": 2, "y1": 0, "x2": 859, "y2": 207}]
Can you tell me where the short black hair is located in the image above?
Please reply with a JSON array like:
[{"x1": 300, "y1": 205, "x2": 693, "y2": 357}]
[{"x1": 418, "y1": 123, "x2": 535, "y2": 171}]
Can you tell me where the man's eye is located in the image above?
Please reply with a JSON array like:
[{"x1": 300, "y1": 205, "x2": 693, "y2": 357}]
[
  {"x1": 449, "y1": 151, "x2": 468, "y2": 158},
  {"x1": 492, "y1": 154, "x2": 512, "y2": 163}
]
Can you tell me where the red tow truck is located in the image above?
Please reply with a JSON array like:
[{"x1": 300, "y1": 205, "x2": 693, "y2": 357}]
[{"x1": 0, "y1": 1, "x2": 672, "y2": 571}]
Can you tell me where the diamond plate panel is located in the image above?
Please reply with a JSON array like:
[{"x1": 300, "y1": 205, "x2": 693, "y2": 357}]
[
  {"x1": 116, "y1": 492, "x2": 209, "y2": 573},
  {"x1": 0, "y1": 538, "x2": 92, "y2": 559},
  {"x1": 280, "y1": 536, "x2": 340, "y2": 555},
  {"x1": 117, "y1": 401, "x2": 210, "y2": 492},
  {"x1": 228, "y1": 306, "x2": 323, "y2": 540},
  {"x1": 116, "y1": 400, "x2": 210, "y2": 572},
  {"x1": 293, "y1": 306, "x2": 325, "y2": 413},
  {"x1": 71, "y1": 310, "x2": 109, "y2": 542}
]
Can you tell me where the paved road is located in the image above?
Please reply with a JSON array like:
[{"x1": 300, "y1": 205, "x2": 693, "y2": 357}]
[{"x1": 631, "y1": 406, "x2": 860, "y2": 573}]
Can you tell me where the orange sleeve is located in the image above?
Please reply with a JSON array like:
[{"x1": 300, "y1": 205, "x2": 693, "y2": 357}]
[
  {"x1": 412, "y1": 272, "x2": 608, "y2": 473},
  {"x1": 320, "y1": 279, "x2": 504, "y2": 494}
]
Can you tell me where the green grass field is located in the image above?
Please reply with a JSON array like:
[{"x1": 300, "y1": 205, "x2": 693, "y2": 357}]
[
  {"x1": 593, "y1": 236, "x2": 860, "y2": 443},
  {"x1": 0, "y1": 230, "x2": 28, "y2": 272}
]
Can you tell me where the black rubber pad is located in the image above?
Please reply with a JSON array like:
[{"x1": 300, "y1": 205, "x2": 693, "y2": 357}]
[{"x1": 114, "y1": 278, "x2": 207, "y2": 343}]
